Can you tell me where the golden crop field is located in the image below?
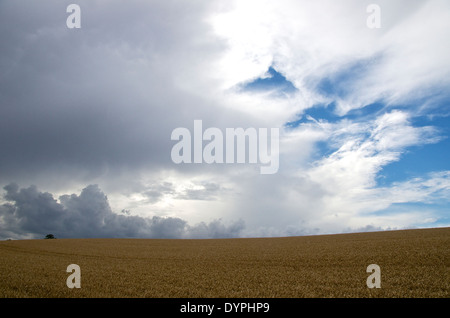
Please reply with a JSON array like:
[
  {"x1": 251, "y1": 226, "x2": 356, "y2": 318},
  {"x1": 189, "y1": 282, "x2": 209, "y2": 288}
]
[{"x1": 0, "y1": 227, "x2": 448, "y2": 298}]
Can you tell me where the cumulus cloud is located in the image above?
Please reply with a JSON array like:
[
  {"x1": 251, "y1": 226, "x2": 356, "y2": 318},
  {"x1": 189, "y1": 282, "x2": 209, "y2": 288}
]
[{"x1": 0, "y1": 184, "x2": 245, "y2": 240}]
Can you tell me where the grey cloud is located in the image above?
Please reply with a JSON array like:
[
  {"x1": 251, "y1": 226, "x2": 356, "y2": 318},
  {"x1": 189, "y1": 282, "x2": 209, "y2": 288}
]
[
  {"x1": 143, "y1": 182, "x2": 175, "y2": 203},
  {"x1": 176, "y1": 182, "x2": 223, "y2": 201},
  {"x1": 187, "y1": 219, "x2": 245, "y2": 239},
  {"x1": 344, "y1": 225, "x2": 392, "y2": 233},
  {"x1": 0, "y1": 0, "x2": 226, "y2": 185},
  {"x1": 140, "y1": 181, "x2": 224, "y2": 203},
  {"x1": 0, "y1": 183, "x2": 245, "y2": 240}
]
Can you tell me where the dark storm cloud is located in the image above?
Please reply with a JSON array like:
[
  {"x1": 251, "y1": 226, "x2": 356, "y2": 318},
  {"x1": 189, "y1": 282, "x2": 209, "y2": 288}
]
[
  {"x1": 0, "y1": 183, "x2": 245, "y2": 240},
  {"x1": 0, "y1": 0, "x2": 223, "y2": 184}
]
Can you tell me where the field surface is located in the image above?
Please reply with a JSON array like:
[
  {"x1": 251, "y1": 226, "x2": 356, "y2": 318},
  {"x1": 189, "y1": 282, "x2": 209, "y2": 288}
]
[{"x1": 0, "y1": 227, "x2": 448, "y2": 298}]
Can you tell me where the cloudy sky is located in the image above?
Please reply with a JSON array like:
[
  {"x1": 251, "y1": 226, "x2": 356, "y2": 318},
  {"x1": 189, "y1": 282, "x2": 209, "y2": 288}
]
[{"x1": 1, "y1": 0, "x2": 449, "y2": 239}]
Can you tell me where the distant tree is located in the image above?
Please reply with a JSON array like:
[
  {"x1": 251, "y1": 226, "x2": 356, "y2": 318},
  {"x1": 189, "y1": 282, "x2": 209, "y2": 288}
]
[{"x1": 44, "y1": 234, "x2": 56, "y2": 239}]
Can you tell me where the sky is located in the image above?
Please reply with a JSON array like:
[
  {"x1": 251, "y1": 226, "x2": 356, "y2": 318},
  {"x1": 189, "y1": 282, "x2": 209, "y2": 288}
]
[{"x1": 0, "y1": 0, "x2": 449, "y2": 239}]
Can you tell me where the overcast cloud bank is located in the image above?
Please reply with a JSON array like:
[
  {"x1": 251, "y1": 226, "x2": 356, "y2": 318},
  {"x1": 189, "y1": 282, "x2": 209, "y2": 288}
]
[{"x1": 0, "y1": 184, "x2": 245, "y2": 240}]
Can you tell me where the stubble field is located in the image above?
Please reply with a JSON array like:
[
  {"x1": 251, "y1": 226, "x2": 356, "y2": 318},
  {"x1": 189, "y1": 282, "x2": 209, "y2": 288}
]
[{"x1": 0, "y1": 227, "x2": 448, "y2": 298}]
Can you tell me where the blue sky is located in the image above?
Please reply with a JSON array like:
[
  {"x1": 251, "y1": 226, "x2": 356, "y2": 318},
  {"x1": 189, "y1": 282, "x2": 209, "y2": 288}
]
[
  {"x1": 264, "y1": 66, "x2": 450, "y2": 189},
  {"x1": 245, "y1": 57, "x2": 450, "y2": 231},
  {"x1": 260, "y1": 65, "x2": 450, "y2": 186},
  {"x1": 242, "y1": 67, "x2": 297, "y2": 95}
]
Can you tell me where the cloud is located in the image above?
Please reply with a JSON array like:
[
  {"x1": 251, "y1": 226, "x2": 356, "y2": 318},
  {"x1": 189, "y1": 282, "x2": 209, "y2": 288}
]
[
  {"x1": 0, "y1": 0, "x2": 227, "y2": 184},
  {"x1": 175, "y1": 182, "x2": 224, "y2": 201},
  {"x1": 0, "y1": 184, "x2": 245, "y2": 240},
  {"x1": 0, "y1": 0, "x2": 449, "y2": 238},
  {"x1": 307, "y1": 110, "x2": 441, "y2": 191},
  {"x1": 210, "y1": 0, "x2": 450, "y2": 115}
]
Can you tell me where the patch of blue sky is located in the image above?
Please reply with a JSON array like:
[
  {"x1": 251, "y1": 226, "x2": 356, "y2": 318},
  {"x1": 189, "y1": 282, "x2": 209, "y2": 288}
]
[
  {"x1": 367, "y1": 202, "x2": 450, "y2": 228},
  {"x1": 285, "y1": 57, "x2": 388, "y2": 128},
  {"x1": 282, "y1": 54, "x2": 450, "y2": 191},
  {"x1": 344, "y1": 102, "x2": 386, "y2": 121},
  {"x1": 240, "y1": 66, "x2": 297, "y2": 96},
  {"x1": 283, "y1": 102, "x2": 388, "y2": 161},
  {"x1": 288, "y1": 77, "x2": 450, "y2": 187},
  {"x1": 315, "y1": 56, "x2": 382, "y2": 100},
  {"x1": 376, "y1": 114, "x2": 450, "y2": 187},
  {"x1": 284, "y1": 101, "x2": 385, "y2": 130},
  {"x1": 287, "y1": 102, "x2": 340, "y2": 126}
]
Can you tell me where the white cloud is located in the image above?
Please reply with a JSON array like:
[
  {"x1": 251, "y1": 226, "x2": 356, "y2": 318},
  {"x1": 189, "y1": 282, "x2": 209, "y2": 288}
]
[
  {"x1": 306, "y1": 111, "x2": 438, "y2": 192},
  {"x1": 209, "y1": 0, "x2": 450, "y2": 116}
]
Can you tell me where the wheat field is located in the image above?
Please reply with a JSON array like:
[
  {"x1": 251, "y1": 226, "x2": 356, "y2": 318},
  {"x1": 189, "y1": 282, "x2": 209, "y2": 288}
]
[{"x1": 0, "y1": 227, "x2": 448, "y2": 298}]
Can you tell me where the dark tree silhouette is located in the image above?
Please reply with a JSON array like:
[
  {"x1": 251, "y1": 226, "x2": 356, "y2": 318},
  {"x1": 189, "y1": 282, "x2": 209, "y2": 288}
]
[{"x1": 44, "y1": 234, "x2": 56, "y2": 239}]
